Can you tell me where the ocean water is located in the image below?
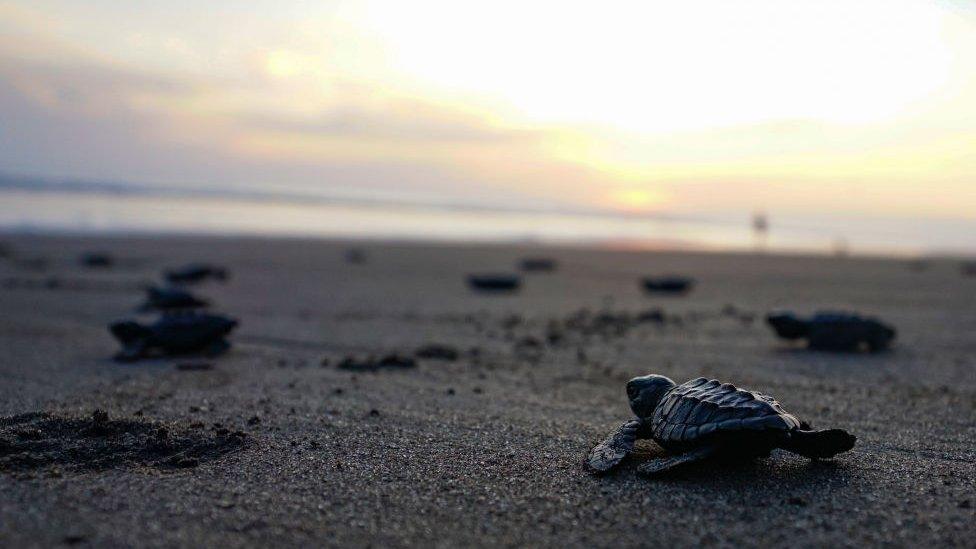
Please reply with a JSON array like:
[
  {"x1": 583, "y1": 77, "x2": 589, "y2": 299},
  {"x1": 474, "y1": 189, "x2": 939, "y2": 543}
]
[{"x1": 0, "y1": 188, "x2": 972, "y2": 257}]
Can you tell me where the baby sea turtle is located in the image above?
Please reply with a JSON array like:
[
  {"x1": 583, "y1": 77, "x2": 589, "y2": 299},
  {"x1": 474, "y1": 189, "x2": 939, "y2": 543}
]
[
  {"x1": 344, "y1": 248, "x2": 367, "y2": 264},
  {"x1": 165, "y1": 263, "x2": 229, "y2": 285},
  {"x1": 79, "y1": 252, "x2": 113, "y2": 268},
  {"x1": 587, "y1": 375, "x2": 855, "y2": 476},
  {"x1": 140, "y1": 286, "x2": 209, "y2": 311},
  {"x1": 109, "y1": 313, "x2": 238, "y2": 362},
  {"x1": 467, "y1": 273, "x2": 521, "y2": 292},
  {"x1": 641, "y1": 276, "x2": 694, "y2": 295},
  {"x1": 767, "y1": 311, "x2": 896, "y2": 352}
]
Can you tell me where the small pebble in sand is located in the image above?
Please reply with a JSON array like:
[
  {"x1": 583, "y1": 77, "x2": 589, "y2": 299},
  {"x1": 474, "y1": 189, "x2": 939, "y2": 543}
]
[{"x1": 515, "y1": 336, "x2": 542, "y2": 348}]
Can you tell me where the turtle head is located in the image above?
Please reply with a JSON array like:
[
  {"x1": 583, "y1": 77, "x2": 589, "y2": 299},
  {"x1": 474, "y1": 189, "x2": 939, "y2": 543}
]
[
  {"x1": 766, "y1": 312, "x2": 808, "y2": 339},
  {"x1": 626, "y1": 375, "x2": 676, "y2": 418},
  {"x1": 109, "y1": 320, "x2": 150, "y2": 344}
]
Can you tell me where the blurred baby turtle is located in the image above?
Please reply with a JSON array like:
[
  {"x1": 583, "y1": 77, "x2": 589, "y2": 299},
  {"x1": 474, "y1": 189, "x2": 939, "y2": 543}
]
[
  {"x1": 109, "y1": 312, "x2": 238, "y2": 362},
  {"x1": 344, "y1": 248, "x2": 367, "y2": 264},
  {"x1": 766, "y1": 311, "x2": 896, "y2": 352},
  {"x1": 467, "y1": 273, "x2": 521, "y2": 292},
  {"x1": 587, "y1": 375, "x2": 855, "y2": 476},
  {"x1": 140, "y1": 286, "x2": 209, "y2": 311},
  {"x1": 79, "y1": 252, "x2": 113, "y2": 268},
  {"x1": 640, "y1": 276, "x2": 694, "y2": 295},
  {"x1": 164, "y1": 263, "x2": 229, "y2": 285}
]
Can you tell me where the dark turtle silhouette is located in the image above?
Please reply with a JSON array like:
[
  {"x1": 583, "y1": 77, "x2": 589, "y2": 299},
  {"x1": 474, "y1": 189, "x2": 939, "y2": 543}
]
[
  {"x1": 164, "y1": 264, "x2": 228, "y2": 285},
  {"x1": 140, "y1": 286, "x2": 209, "y2": 311},
  {"x1": 109, "y1": 313, "x2": 238, "y2": 362},
  {"x1": 767, "y1": 311, "x2": 896, "y2": 352},
  {"x1": 587, "y1": 375, "x2": 855, "y2": 476},
  {"x1": 641, "y1": 276, "x2": 694, "y2": 295},
  {"x1": 79, "y1": 252, "x2": 113, "y2": 268},
  {"x1": 467, "y1": 274, "x2": 521, "y2": 292},
  {"x1": 345, "y1": 248, "x2": 367, "y2": 264}
]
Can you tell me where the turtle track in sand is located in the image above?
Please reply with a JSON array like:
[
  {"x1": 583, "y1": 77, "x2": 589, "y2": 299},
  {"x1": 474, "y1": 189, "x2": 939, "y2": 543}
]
[{"x1": 0, "y1": 410, "x2": 247, "y2": 476}]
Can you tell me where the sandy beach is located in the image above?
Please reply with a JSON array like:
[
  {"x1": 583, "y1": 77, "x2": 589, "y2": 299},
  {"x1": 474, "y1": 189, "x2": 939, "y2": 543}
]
[{"x1": 0, "y1": 232, "x2": 973, "y2": 547}]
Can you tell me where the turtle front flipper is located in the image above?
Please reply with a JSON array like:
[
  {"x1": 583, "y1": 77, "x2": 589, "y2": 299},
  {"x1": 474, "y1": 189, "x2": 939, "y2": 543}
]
[
  {"x1": 637, "y1": 445, "x2": 717, "y2": 476},
  {"x1": 587, "y1": 419, "x2": 643, "y2": 474},
  {"x1": 114, "y1": 341, "x2": 147, "y2": 362},
  {"x1": 203, "y1": 339, "x2": 231, "y2": 357}
]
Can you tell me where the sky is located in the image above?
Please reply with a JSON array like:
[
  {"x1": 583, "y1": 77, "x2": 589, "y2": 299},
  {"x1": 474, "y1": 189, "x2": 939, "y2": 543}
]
[{"x1": 0, "y1": 0, "x2": 974, "y2": 239}]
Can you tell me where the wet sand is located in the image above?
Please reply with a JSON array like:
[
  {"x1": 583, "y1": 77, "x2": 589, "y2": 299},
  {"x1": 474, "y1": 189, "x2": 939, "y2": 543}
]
[{"x1": 0, "y1": 233, "x2": 973, "y2": 547}]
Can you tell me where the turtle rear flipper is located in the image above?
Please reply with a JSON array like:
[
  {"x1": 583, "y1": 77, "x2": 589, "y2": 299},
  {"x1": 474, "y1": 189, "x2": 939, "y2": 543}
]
[
  {"x1": 203, "y1": 339, "x2": 231, "y2": 357},
  {"x1": 587, "y1": 420, "x2": 642, "y2": 474},
  {"x1": 779, "y1": 429, "x2": 856, "y2": 459},
  {"x1": 114, "y1": 341, "x2": 147, "y2": 362},
  {"x1": 637, "y1": 445, "x2": 717, "y2": 476}
]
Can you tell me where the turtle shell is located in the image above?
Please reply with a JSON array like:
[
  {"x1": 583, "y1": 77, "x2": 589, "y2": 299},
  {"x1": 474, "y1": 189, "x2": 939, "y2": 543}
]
[{"x1": 650, "y1": 377, "x2": 802, "y2": 448}]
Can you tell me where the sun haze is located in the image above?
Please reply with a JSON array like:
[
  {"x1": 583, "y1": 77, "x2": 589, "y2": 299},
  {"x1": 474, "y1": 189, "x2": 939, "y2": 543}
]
[{"x1": 0, "y1": 0, "x2": 974, "y2": 251}]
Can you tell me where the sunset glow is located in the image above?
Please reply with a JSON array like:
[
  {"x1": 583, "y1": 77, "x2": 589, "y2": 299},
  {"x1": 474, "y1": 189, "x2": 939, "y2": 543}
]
[{"x1": 0, "y1": 0, "x2": 974, "y2": 250}]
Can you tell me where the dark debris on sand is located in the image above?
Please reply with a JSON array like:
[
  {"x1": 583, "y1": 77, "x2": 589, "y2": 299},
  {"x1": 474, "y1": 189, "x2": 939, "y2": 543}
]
[
  {"x1": 415, "y1": 344, "x2": 460, "y2": 361},
  {"x1": 175, "y1": 362, "x2": 214, "y2": 371},
  {"x1": 550, "y1": 307, "x2": 672, "y2": 342},
  {"x1": 0, "y1": 410, "x2": 246, "y2": 476},
  {"x1": 337, "y1": 354, "x2": 417, "y2": 372}
]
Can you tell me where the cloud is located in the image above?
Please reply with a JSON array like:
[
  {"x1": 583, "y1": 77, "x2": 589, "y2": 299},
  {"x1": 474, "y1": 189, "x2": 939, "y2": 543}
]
[
  {"x1": 1, "y1": 0, "x2": 976, "y2": 225},
  {"x1": 0, "y1": 30, "x2": 600, "y2": 209}
]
